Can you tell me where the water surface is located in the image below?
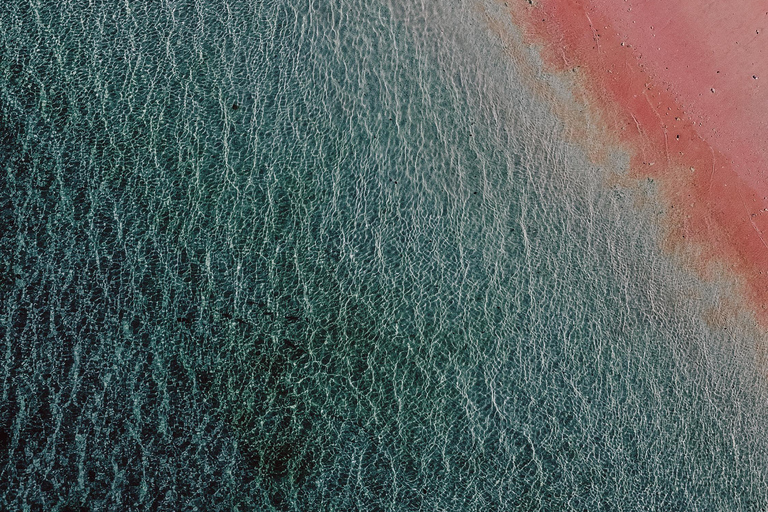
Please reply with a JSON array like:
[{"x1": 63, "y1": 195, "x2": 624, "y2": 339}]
[{"x1": 2, "y1": 1, "x2": 768, "y2": 510}]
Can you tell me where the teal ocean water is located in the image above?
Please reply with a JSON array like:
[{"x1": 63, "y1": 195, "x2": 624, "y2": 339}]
[{"x1": 4, "y1": 1, "x2": 768, "y2": 510}]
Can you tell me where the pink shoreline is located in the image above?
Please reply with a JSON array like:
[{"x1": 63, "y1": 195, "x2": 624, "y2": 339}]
[
  {"x1": 508, "y1": 0, "x2": 768, "y2": 326},
  {"x1": 592, "y1": 1, "x2": 768, "y2": 192}
]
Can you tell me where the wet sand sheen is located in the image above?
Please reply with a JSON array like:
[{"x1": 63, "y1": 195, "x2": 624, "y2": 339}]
[{"x1": 505, "y1": 1, "x2": 768, "y2": 327}]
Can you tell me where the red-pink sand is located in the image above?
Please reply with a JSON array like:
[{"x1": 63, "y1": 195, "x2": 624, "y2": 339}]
[{"x1": 509, "y1": 0, "x2": 768, "y2": 326}]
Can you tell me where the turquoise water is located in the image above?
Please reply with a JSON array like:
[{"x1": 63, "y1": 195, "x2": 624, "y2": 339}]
[{"x1": 3, "y1": 0, "x2": 768, "y2": 510}]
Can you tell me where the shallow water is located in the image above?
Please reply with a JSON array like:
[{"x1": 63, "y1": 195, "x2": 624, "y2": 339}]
[{"x1": 3, "y1": 0, "x2": 768, "y2": 510}]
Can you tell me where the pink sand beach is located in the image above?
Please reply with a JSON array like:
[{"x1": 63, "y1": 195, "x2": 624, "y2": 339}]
[{"x1": 509, "y1": 0, "x2": 768, "y2": 326}]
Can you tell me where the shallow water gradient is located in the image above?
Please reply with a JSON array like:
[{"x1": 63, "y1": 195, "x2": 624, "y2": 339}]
[{"x1": 2, "y1": 1, "x2": 768, "y2": 510}]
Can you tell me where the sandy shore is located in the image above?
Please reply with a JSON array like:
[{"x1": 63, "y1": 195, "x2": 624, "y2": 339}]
[{"x1": 509, "y1": 0, "x2": 768, "y2": 326}]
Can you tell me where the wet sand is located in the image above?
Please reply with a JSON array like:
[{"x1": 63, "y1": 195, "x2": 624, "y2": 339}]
[{"x1": 508, "y1": 0, "x2": 768, "y2": 325}]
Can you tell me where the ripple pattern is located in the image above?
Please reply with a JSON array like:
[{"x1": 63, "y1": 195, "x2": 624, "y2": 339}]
[{"x1": 2, "y1": 0, "x2": 768, "y2": 510}]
